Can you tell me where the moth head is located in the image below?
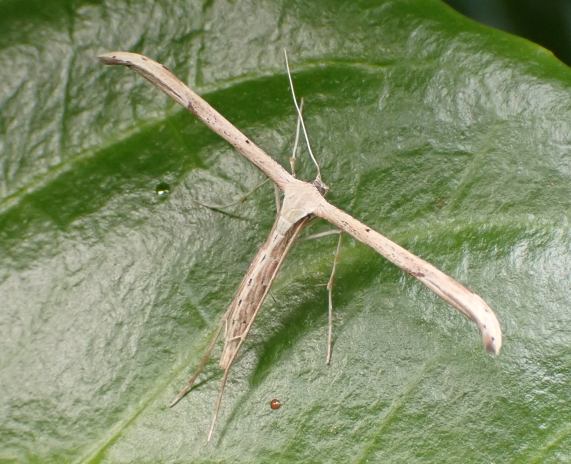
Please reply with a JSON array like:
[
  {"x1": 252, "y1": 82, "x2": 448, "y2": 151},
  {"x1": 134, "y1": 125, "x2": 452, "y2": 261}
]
[{"x1": 313, "y1": 177, "x2": 329, "y2": 196}]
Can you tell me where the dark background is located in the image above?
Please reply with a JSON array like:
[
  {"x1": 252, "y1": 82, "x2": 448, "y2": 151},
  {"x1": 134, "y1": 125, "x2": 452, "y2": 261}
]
[{"x1": 444, "y1": 0, "x2": 571, "y2": 65}]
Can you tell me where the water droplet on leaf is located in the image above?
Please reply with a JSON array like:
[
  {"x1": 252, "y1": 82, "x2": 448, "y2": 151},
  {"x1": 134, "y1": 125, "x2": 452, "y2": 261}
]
[{"x1": 155, "y1": 182, "x2": 170, "y2": 198}]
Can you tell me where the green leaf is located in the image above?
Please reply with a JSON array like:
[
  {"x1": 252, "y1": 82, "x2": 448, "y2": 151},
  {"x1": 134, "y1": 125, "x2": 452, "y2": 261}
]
[{"x1": 1, "y1": 1, "x2": 570, "y2": 462}]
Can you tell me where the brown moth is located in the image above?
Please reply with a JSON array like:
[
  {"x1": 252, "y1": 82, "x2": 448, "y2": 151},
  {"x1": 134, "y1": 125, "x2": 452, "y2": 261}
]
[{"x1": 99, "y1": 51, "x2": 502, "y2": 441}]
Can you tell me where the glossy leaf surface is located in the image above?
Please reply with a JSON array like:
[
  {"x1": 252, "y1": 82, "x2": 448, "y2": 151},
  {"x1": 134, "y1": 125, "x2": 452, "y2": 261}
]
[{"x1": 1, "y1": 1, "x2": 570, "y2": 462}]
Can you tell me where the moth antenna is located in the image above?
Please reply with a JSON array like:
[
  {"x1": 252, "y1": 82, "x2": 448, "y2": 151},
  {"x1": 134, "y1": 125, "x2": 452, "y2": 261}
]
[
  {"x1": 283, "y1": 49, "x2": 324, "y2": 186},
  {"x1": 169, "y1": 316, "x2": 225, "y2": 407}
]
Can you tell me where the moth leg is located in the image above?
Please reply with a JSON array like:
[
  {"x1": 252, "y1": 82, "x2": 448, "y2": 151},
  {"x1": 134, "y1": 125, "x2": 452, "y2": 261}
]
[
  {"x1": 326, "y1": 232, "x2": 343, "y2": 365},
  {"x1": 289, "y1": 98, "x2": 304, "y2": 178},
  {"x1": 169, "y1": 316, "x2": 226, "y2": 408},
  {"x1": 207, "y1": 365, "x2": 232, "y2": 442},
  {"x1": 227, "y1": 333, "x2": 247, "y2": 343},
  {"x1": 304, "y1": 229, "x2": 341, "y2": 241},
  {"x1": 274, "y1": 184, "x2": 282, "y2": 217},
  {"x1": 295, "y1": 227, "x2": 343, "y2": 364},
  {"x1": 191, "y1": 178, "x2": 270, "y2": 213}
]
